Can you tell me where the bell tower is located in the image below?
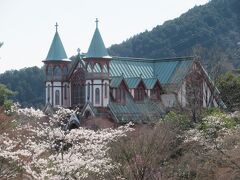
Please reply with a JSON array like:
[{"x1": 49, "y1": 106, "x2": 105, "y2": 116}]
[
  {"x1": 43, "y1": 23, "x2": 71, "y2": 107},
  {"x1": 83, "y1": 19, "x2": 111, "y2": 107}
]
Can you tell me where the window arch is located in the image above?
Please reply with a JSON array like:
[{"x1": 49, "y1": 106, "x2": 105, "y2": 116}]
[
  {"x1": 139, "y1": 87, "x2": 144, "y2": 100},
  {"x1": 95, "y1": 88, "x2": 100, "y2": 104},
  {"x1": 55, "y1": 90, "x2": 60, "y2": 106},
  {"x1": 47, "y1": 66, "x2": 53, "y2": 76},
  {"x1": 63, "y1": 66, "x2": 68, "y2": 76},
  {"x1": 53, "y1": 66, "x2": 61, "y2": 78},
  {"x1": 64, "y1": 84, "x2": 67, "y2": 99},
  {"x1": 135, "y1": 87, "x2": 145, "y2": 101},
  {"x1": 104, "y1": 82, "x2": 108, "y2": 98},
  {"x1": 47, "y1": 84, "x2": 50, "y2": 102},
  {"x1": 87, "y1": 82, "x2": 90, "y2": 100}
]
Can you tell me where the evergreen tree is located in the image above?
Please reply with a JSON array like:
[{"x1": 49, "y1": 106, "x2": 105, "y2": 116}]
[{"x1": 0, "y1": 83, "x2": 15, "y2": 106}]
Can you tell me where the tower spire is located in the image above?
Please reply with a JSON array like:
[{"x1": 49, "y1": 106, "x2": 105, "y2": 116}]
[
  {"x1": 44, "y1": 23, "x2": 68, "y2": 61},
  {"x1": 85, "y1": 19, "x2": 111, "y2": 59}
]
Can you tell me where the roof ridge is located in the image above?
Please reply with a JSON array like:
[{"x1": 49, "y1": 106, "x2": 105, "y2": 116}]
[
  {"x1": 143, "y1": 77, "x2": 158, "y2": 80},
  {"x1": 124, "y1": 77, "x2": 141, "y2": 79},
  {"x1": 112, "y1": 56, "x2": 195, "y2": 62}
]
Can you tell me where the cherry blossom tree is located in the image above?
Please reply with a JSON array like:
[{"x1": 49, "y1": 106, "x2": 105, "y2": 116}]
[{"x1": 0, "y1": 104, "x2": 134, "y2": 179}]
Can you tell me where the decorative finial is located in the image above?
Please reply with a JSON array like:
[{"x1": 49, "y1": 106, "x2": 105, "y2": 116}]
[
  {"x1": 55, "y1": 22, "x2": 58, "y2": 32},
  {"x1": 95, "y1": 18, "x2": 99, "y2": 28},
  {"x1": 77, "y1": 48, "x2": 81, "y2": 54}
]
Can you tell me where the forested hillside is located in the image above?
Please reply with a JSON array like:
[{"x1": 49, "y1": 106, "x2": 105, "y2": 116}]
[
  {"x1": 109, "y1": 0, "x2": 240, "y2": 71},
  {"x1": 0, "y1": 67, "x2": 45, "y2": 108}
]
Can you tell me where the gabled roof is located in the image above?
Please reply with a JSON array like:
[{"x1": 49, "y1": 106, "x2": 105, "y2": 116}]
[
  {"x1": 125, "y1": 77, "x2": 142, "y2": 89},
  {"x1": 45, "y1": 30, "x2": 68, "y2": 61},
  {"x1": 85, "y1": 24, "x2": 111, "y2": 59},
  {"x1": 68, "y1": 53, "x2": 85, "y2": 79},
  {"x1": 110, "y1": 76, "x2": 124, "y2": 88},
  {"x1": 143, "y1": 78, "x2": 159, "y2": 89}
]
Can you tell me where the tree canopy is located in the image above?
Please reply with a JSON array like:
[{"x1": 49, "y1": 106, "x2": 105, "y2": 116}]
[
  {"x1": 0, "y1": 66, "x2": 45, "y2": 108},
  {"x1": 217, "y1": 71, "x2": 240, "y2": 111}
]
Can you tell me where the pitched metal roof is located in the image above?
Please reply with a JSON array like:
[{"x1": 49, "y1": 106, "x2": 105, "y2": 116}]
[
  {"x1": 109, "y1": 93, "x2": 165, "y2": 123},
  {"x1": 143, "y1": 78, "x2": 158, "y2": 89},
  {"x1": 125, "y1": 77, "x2": 142, "y2": 89},
  {"x1": 168, "y1": 60, "x2": 193, "y2": 84},
  {"x1": 110, "y1": 76, "x2": 124, "y2": 88},
  {"x1": 85, "y1": 27, "x2": 111, "y2": 59},
  {"x1": 45, "y1": 31, "x2": 68, "y2": 61},
  {"x1": 110, "y1": 56, "x2": 194, "y2": 84},
  {"x1": 110, "y1": 57, "x2": 154, "y2": 78}
]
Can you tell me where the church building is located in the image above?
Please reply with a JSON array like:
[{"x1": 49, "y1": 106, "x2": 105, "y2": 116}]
[{"x1": 43, "y1": 20, "x2": 225, "y2": 123}]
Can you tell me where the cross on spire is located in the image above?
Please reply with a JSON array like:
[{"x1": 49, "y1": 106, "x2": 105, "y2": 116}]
[
  {"x1": 95, "y1": 18, "x2": 99, "y2": 28},
  {"x1": 77, "y1": 48, "x2": 81, "y2": 54},
  {"x1": 55, "y1": 22, "x2": 58, "y2": 32}
]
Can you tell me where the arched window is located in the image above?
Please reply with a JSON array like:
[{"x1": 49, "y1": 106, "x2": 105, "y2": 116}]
[
  {"x1": 72, "y1": 84, "x2": 83, "y2": 105},
  {"x1": 55, "y1": 90, "x2": 60, "y2": 106},
  {"x1": 104, "y1": 82, "x2": 108, "y2": 98},
  {"x1": 47, "y1": 84, "x2": 50, "y2": 102},
  {"x1": 152, "y1": 86, "x2": 160, "y2": 99},
  {"x1": 47, "y1": 66, "x2": 53, "y2": 76},
  {"x1": 135, "y1": 89, "x2": 139, "y2": 101},
  {"x1": 63, "y1": 66, "x2": 68, "y2": 76},
  {"x1": 121, "y1": 89, "x2": 126, "y2": 103},
  {"x1": 135, "y1": 87, "x2": 145, "y2": 101},
  {"x1": 95, "y1": 88, "x2": 100, "y2": 104},
  {"x1": 53, "y1": 66, "x2": 61, "y2": 77},
  {"x1": 116, "y1": 88, "x2": 121, "y2": 102},
  {"x1": 87, "y1": 82, "x2": 90, "y2": 100},
  {"x1": 64, "y1": 84, "x2": 67, "y2": 99},
  {"x1": 80, "y1": 84, "x2": 85, "y2": 103},
  {"x1": 139, "y1": 87, "x2": 145, "y2": 101}
]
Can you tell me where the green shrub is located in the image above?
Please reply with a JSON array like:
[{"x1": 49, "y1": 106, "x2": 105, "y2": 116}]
[
  {"x1": 201, "y1": 108, "x2": 223, "y2": 117},
  {"x1": 4, "y1": 100, "x2": 13, "y2": 112},
  {"x1": 162, "y1": 111, "x2": 191, "y2": 130}
]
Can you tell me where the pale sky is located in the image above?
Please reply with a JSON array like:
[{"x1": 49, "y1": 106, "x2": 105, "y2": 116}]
[{"x1": 0, "y1": 0, "x2": 209, "y2": 73}]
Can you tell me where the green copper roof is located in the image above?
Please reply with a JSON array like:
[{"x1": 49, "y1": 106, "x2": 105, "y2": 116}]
[
  {"x1": 143, "y1": 78, "x2": 158, "y2": 89},
  {"x1": 109, "y1": 56, "x2": 194, "y2": 84},
  {"x1": 110, "y1": 76, "x2": 124, "y2": 88},
  {"x1": 85, "y1": 25, "x2": 111, "y2": 59},
  {"x1": 46, "y1": 30, "x2": 68, "y2": 61},
  {"x1": 109, "y1": 93, "x2": 164, "y2": 123},
  {"x1": 125, "y1": 77, "x2": 142, "y2": 89}
]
